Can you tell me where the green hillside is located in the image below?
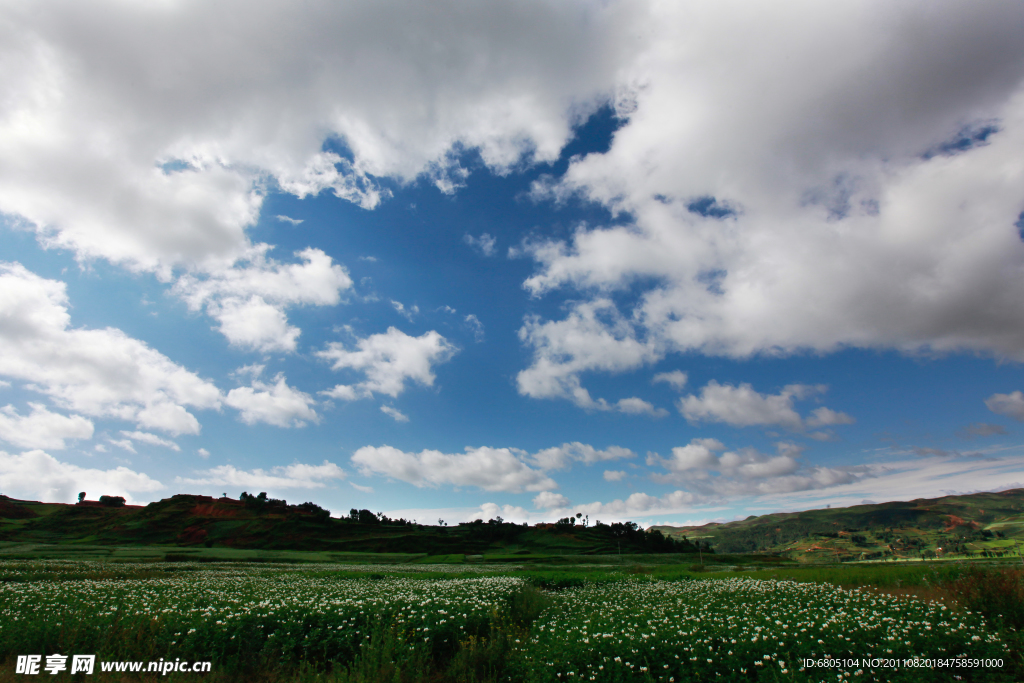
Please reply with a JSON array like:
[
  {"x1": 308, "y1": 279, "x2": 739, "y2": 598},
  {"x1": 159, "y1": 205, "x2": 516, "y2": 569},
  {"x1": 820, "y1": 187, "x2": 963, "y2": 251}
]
[
  {"x1": 0, "y1": 493, "x2": 699, "y2": 560},
  {"x1": 651, "y1": 488, "x2": 1024, "y2": 562}
]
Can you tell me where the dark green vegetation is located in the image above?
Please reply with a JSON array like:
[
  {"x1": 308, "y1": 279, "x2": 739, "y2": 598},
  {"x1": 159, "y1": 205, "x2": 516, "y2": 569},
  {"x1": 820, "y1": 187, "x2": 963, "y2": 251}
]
[
  {"x1": 652, "y1": 488, "x2": 1024, "y2": 562},
  {"x1": 0, "y1": 494, "x2": 700, "y2": 559}
]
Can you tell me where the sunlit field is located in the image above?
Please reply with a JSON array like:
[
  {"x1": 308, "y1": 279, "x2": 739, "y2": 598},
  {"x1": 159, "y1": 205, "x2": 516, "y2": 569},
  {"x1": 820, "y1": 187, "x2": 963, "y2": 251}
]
[{"x1": 0, "y1": 560, "x2": 1019, "y2": 682}]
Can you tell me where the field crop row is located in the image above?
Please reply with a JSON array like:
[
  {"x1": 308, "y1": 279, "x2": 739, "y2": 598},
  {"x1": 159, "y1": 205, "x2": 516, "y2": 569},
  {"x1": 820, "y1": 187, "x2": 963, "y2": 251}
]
[{"x1": 0, "y1": 561, "x2": 1016, "y2": 682}]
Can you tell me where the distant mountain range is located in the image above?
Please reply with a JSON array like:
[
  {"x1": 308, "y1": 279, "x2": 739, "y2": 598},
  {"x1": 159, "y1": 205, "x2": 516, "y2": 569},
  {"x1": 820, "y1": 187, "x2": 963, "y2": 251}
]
[
  {"x1": 0, "y1": 493, "x2": 698, "y2": 559},
  {"x1": 651, "y1": 489, "x2": 1024, "y2": 562}
]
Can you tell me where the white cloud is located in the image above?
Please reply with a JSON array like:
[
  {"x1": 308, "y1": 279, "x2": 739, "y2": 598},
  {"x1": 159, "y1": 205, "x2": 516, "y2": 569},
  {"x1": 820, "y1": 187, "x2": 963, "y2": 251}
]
[
  {"x1": 603, "y1": 469, "x2": 627, "y2": 481},
  {"x1": 119, "y1": 430, "x2": 179, "y2": 451},
  {"x1": 225, "y1": 374, "x2": 318, "y2": 427},
  {"x1": 176, "y1": 460, "x2": 346, "y2": 490},
  {"x1": 985, "y1": 390, "x2": 1024, "y2": 421},
  {"x1": 614, "y1": 396, "x2": 668, "y2": 417},
  {"x1": 174, "y1": 247, "x2": 352, "y2": 352},
  {"x1": 677, "y1": 381, "x2": 853, "y2": 431},
  {"x1": 649, "y1": 438, "x2": 725, "y2": 474},
  {"x1": 0, "y1": 263, "x2": 221, "y2": 435},
  {"x1": 464, "y1": 314, "x2": 485, "y2": 343},
  {"x1": 653, "y1": 370, "x2": 688, "y2": 391},
  {"x1": 647, "y1": 437, "x2": 866, "y2": 496},
  {"x1": 531, "y1": 441, "x2": 635, "y2": 470},
  {"x1": 351, "y1": 445, "x2": 557, "y2": 493},
  {"x1": 0, "y1": 403, "x2": 93, "y2": 450},
  {"x1": 108, "y1": 438, "x2": 135, "y2": 453},
  {"x1": 276, "y1": 215, "x2": 303, "y2": 225},
  {"x1": 350, "y1": 482, "x2": 373, "y2": 494},
  {"x1": 471, "y1": 503, "x2": 532, "y2": 524},
  {"x1": 318, "y1": 327, "x2": 457, "y2": 399},
  {"x1": 516, "y1": 299, "x2": 660, "y2": 408},
  {"x1": 197, "y1": 447, "x2": 210, "y2": 459},
  {"x1": 0, "y1": 449, "x2": 163, "y2": 504},
  {"x1": 517, "y1": 3, "x2": 1024, "y2": 398},
  {"x1": 390, "y1": 300, "x2": 419, "y2": 321},
  {"x1": 573, "y1": 490, "x2": 702, "y2": 520},
  {"x1": 533, "y1": 491, "x2": 570, "y2": 509},
  {"x1": 380, "y1": 405, "x2": 409, "y2": 423},
  {"x1": 463, "y1": 233, "x2": 497, "y2": 256},
  {"x1": 320, "y1": 384, "x2": 362, "y2": 401},
  {"x1": 749, "y1": 448, "x2": 1024, "y2": 512},
  {"x1": 0, "y1": 1, "x2": 635, "y2": 277},
  {"x1": 805, "y1": 406, "x2": 856, "y2": 428}
]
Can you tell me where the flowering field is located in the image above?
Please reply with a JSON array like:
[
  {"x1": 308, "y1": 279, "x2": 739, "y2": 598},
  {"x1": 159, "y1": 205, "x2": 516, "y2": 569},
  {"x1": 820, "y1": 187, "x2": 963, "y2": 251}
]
[
  {"x1": 0, "y1": 561, "x2": 520, "y2": 673},
  {"x1": 0, "y1": 561, "x2": 1016, "y2": 682},
  {"x1": 523, "y1": 577, "x2": 1011, "y2": 682}
]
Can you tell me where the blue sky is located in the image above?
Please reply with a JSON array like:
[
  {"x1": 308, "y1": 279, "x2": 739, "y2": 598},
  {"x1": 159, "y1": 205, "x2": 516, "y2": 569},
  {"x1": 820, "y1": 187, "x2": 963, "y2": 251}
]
[{"x1": 2, "y1": 0, "x2": 1024, "y2": 526}]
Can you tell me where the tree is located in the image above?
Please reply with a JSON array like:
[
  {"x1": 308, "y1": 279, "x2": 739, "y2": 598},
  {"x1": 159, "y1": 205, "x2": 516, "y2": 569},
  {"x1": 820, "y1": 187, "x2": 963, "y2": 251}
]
[{"x1": 77, "y1": 492, "x2": 86, "y2": 503}]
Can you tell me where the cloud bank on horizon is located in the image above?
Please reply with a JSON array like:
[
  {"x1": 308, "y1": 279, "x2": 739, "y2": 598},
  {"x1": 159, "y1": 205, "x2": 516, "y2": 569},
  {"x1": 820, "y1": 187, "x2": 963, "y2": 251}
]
[{"x1": 1, "y1": 0, "x2": 1024, "y2": 524}]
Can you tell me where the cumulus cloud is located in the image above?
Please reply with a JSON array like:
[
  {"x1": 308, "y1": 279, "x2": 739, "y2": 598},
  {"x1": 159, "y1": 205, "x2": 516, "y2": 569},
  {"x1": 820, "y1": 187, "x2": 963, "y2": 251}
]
[
  {"x1": 649, "y1": 438, "x2": 725, "y2": 475},
  {"x1": 176, "y1": 460, "x2": 346, "y2": 490},
  {"x1": 0, "y1": 263, "x2": 221, "y2": 435},
  {"x1": 646, "y1": 437, "x2": 867, "y2": 496},
  {"x1": 0, "y1": 449, "x2": 163, "y2": 504},
  {"x1": 225, "y1": 374, "x2": 318, "y2": 427},
  {"x1": 0, "y1": 403, "x2": 93, "y2": 450},
  {"x1": 196, "y1": 447, "x2": 210, "y2": 459},
  {"x1": 380, "y1": 405, "x2": 409, "y2": 423},
  {"x1": 614, "y1": 397, "x2": 669, "y2": 417},
  {"x1": 533, "y1": 491, "x2": 570, "y2": 509},
  {"x1": 0, "y1": 0, "x2": 636, "y2": 277},
  {"x1": 318, "y1": 327, "x2": 457, "y2": 400},
  {"x1": 351, "y1": 445, "x2": 557, "y2": 493},
  {"x1": 805, "y1": 406, "x2": 857, "y2": 428},
  {"x1": 471, "y1": 503, "x2": 532, "y2": 523},
  {"x1": 653, "y1": 370, "x2": 688, "y2": 391},
  {"x1": 463, "y1": 233, "x2": 497, "y2": 256},
  {"x1": 119, "y1": 430, "x2": 179, "y2": 451},
  {"x1": 985, "y1": 391, "x2": 1024, "y2": 421},
  {"x1": 516, "y1": 2, "x2": 1024, "y2": 402},
  {"x1": 603, "y1": 469, "x2": 627, "y2": 482},
  {"x1": 174, "y1": 246, "x2": 351, "y2": 352},
  {"x1": 678, "y1": 381, "x2": 853, "y2": 431},
  {"x1": 517, "y1": 299, "x2": 660, "y2": 409},
  {"x1": 572, "y1": 490, "x2": 702, "y2": 519},
  {"x1": 531, "y1": 442, "x2": 635, "y2": 470}
]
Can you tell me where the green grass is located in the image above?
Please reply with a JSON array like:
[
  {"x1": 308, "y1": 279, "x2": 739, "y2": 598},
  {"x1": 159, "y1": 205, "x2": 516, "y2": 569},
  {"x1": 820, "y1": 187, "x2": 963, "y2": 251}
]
[{"x1": 0, "y1": 559, "x2": 1020, "y2": 682}]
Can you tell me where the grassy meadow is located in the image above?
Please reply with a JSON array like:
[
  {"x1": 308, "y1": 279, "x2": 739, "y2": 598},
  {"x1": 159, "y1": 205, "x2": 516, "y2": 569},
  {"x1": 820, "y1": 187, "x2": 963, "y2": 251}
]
[{"x1": 0, "y1": 556, "x2": 1020, "y2": 683}]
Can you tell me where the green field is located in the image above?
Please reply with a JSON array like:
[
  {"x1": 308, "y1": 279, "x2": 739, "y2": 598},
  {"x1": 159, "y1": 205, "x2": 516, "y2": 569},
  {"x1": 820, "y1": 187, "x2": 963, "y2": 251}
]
[
  {"x1": 652, "y1": 489, "x2": 1024, "y2": 563},
  {"x1": 2, "y1": 492, "x2": 1023, "y2": 680},
  {"x1": 0, "y1": 557, "x2": 1020, "y2": 682}
]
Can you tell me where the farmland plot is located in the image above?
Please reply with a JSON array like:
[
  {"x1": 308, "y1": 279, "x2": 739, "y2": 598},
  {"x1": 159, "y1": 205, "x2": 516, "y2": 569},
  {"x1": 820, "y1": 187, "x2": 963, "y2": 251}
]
[
  {"x1": 523, "y1": 578, "x2": 1011, "y2": 682},
  {"x1": 0, "y1": 561, "x2": 1013, "y2": 681}
]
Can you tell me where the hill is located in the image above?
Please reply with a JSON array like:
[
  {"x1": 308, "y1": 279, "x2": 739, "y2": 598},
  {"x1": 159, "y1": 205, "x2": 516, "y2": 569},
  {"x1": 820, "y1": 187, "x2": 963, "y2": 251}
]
[
  {"x1": 651, "y1": 488, "x2": 1024, "y2": 562},
  {"x1": 0, "y1": 493, "x2": 701, "y2": 560}
]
